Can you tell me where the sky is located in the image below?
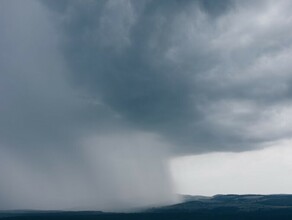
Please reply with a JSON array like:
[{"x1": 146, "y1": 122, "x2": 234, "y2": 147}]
[
  {"x1": 171, "y1": 139, "x2": 292, "y2": 196},
  {"x1": 1, "y1": 0, "x2": 292, "y2": 211}
]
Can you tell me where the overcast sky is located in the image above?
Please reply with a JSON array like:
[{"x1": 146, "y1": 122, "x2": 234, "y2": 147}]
[{"x1": 1, "y1": 0, "x2": 292, "y2": 211}]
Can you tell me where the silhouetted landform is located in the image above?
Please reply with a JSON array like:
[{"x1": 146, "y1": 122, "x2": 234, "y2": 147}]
[
  {"x1": 151, "y1": 194, "x2": 292, "y2": 212},
  {"x1": 2, "y1": 194, "x2": 292, "y2": 219}
]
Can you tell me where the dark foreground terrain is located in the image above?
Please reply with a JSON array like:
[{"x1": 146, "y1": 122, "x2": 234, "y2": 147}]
[{"x1": 2, "y1": 194, "x2": 292, "y2": 219}]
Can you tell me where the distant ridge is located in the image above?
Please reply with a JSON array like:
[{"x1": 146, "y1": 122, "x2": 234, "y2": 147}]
[
  {"x1": 2, "y1": 195, "x2": 292, "y2": 219},
  {"x1": 149, "y1": 194, "x2": 292, "y2": 212}
]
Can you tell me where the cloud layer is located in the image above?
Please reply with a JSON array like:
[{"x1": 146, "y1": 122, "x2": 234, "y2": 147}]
[{"x1": 45, "y1": 0, "x2": 292, "y2": 153}]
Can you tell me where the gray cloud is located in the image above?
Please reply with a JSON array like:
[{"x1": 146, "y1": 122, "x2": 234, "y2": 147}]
[
  {"x1": 1, "y1": 0, "x2": 292, "y2": 211},
  {"x1": 44, "y1": 0, "x2": 292, "y2": 153}
]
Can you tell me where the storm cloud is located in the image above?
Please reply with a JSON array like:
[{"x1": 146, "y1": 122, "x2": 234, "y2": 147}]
[
  {"x1": 1, "y1": 0, "x2": 292, "y2": 211},
  {"x1": 44, "y1": 0, "x2": 292, "y2": 153}
]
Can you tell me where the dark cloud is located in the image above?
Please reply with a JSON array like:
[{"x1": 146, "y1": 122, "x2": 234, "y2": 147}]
[
  {"x1": 43, "y1": 0, "x2": 221, "y2": 153},
  {"x1": 198, "y1": 0, "x2": 233, "y2": 17},
  {"x1": 44, "y1": 0, "x2": 292, "y2": 154}
]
